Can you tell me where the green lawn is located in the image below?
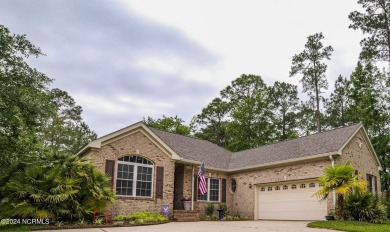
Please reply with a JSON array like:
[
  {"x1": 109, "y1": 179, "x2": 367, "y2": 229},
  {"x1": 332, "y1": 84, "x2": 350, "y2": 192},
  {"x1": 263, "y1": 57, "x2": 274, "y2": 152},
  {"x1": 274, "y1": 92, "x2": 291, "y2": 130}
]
[
  {"x1": 0, "y1": 225, "x2": 31, "y2": 232},
  {"x1": 308, "y1": 220, "x2": 390, "y2": 232}
]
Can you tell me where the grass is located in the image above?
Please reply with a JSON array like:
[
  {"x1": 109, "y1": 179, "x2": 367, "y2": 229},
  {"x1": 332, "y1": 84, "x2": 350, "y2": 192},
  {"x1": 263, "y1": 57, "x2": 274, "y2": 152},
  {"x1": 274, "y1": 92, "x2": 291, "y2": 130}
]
[
  {"x1": 308, "y1": 220, "x2": 390, "y2": 232},
  {"x1": 0, "y1": 224, "x2": 31, "y2": 232}
]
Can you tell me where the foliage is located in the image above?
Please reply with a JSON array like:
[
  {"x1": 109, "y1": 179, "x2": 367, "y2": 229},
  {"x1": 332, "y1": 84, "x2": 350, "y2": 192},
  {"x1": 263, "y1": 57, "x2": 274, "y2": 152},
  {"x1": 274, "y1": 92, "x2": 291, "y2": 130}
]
[
  {"x1": 93, "y1": 218, "x2": 103, "y2": 225},
  {"x1": 314, "y1": 163, "x2": 367, "y2": 219},
  {"x1": 221, "y1": 74, "x2": 274, "y2": 151},
  {"x1": 0, "y1": 24, "x2": 96, "y2": 178},
  {"x1": 349, "y1": 0, "x2": 390, "y2": 64},
  {"x1": 143, "y1": 115, "x2": 191, "y2": 135},
  {"x1": 192, "y1": 97, "x2": 230, "y2": 147},
  {"x1": 324, "y1": 75, "x2": 349, "y2": 128},
  {"x1": 0, "y1": 224, "x2": 32, "y2": 232},
  {"x1": 117, "y1": 211, "x2": 167, "y2": 223},
  {"x1": 0, "y1": 152, "x2": 114, "y2": 221},
  {"x1": 205, "y1": 203, "x2": 215, "y2": 217},
  {"x1": 290, "y1": 32, "x2": 333, "y2": 133},
  {"x1": 270, "y1": 81, "x2": 299, "y2": 141},
  {"x1": 344, "y1": 192, "x2": 387, "y2": 223},
  {"x1": 113, "y1": 214, "x2": 127, "y2": 221},
  {"x1": 308, "y1": 220, "x2": 390, "y2": 232}
]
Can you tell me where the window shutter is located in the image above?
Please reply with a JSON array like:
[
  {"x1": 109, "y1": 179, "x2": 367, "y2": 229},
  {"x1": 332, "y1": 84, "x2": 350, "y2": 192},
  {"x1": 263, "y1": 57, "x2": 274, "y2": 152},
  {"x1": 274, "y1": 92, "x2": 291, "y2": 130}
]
[
  {"x1": 355, "y1": 170, "x2": 358, "y2": 176},
  {"x1": 105, "y1": 160, "x2": 115, "y2": 189},
  {"x1": 221, "y1": 178, "x2": 226, "y2": 203},
  {"x1": 156, "y1": 166, "x2": 164, "y2": 199},
  {"x1": 193, "y1": 174, "x2": 198, "y2": 201},
  {"x1": 374, "y1": 175, "x2": 378, "y2": 194}
]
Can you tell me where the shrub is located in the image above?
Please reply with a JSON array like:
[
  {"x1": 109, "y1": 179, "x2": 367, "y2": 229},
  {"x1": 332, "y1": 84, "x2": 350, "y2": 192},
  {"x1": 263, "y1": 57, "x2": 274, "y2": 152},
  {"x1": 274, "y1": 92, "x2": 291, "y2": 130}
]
[
  {"x1": 0, "y1": 152, "x2": 115, "y2": 222},
  {"x1": 126, "y1": 211, "x2": 168, "y2": 224},
  {"x1": 344, "y1": 192, "x2": 387, "y2": 223},
  {"x1": 205, "y1": 203, "x2": 215, "y2": 217},
  {"x1": 113, "y1": 214, "x2": 127, "y2": 221},
  {"x1": 94, "y1": 218, "x2": 103, "y2": 225}
]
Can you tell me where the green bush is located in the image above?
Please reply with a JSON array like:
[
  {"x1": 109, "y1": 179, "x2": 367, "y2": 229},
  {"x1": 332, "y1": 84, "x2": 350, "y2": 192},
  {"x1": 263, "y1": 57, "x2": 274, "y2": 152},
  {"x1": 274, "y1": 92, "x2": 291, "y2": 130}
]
[
  {"x1": 386, "y1": 195, "x2": 390, "y2": 219},
  {"x1": 205, "y1": 203, "x2": 215, "y2": 217},
  {"x1": 126, "y1": 211, "x2": 168, "y2": 224},
  {"x1": 218, "y1": 203, "x2": 229, "y2": 217},
  {"x1": 344, "y1": 192, "x2": 387, "y2": 223},
  {"x1": 113, "y1": 214, "x2": 127, "y2": 221}
]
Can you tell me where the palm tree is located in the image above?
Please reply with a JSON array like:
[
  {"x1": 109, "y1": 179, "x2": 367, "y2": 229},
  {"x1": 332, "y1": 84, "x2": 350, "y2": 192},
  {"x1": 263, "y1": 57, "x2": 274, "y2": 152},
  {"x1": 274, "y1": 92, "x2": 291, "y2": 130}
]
[
  {"x1": 0, "y1": 152, "x2": 114, "y2": 221},
  {"x1": 314, "y1": 162, "x2": 367, "y2": 219}
]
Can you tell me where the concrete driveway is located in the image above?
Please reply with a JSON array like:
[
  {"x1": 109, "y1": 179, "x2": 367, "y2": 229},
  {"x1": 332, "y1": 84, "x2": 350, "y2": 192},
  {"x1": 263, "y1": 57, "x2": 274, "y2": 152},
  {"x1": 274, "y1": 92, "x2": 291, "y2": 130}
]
[{"x1": 35, "y1": 221, "x2": 334, "y2": 232}]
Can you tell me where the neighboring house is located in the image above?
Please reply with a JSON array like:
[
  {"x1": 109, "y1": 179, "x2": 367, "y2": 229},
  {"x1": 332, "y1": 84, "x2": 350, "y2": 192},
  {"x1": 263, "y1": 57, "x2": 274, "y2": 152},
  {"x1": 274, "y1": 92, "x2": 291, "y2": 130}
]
[{"x1": 78, "y1": 122, "x2": 382, "y2": 220}]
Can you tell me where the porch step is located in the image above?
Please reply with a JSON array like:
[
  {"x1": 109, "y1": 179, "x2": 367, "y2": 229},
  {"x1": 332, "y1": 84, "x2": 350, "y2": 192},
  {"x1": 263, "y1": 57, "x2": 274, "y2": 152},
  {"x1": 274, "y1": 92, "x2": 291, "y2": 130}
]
[{"x1": 173, "y1": 210, "x2": 200, "y2": 222}]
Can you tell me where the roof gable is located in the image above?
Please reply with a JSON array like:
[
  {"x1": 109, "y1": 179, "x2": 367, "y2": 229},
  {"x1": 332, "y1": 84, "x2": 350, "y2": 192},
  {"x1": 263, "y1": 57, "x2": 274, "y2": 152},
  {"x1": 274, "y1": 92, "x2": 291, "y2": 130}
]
[{"x1": 77, "y1": 122, "x2": 181, "y2": 160}]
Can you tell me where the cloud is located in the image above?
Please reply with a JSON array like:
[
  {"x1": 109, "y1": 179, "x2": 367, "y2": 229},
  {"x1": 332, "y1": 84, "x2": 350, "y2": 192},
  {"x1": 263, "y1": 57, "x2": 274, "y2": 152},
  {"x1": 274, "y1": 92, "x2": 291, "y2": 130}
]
[{"x1": 0, "y1": 0, "x2": 219, "y2": 135}]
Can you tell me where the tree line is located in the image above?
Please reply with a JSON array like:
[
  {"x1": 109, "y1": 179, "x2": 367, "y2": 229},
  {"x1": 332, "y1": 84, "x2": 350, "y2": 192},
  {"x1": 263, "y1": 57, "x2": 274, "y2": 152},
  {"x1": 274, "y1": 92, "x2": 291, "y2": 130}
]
[{"x1": 145, "y1": 0, "x2": 390, "y2": 193}]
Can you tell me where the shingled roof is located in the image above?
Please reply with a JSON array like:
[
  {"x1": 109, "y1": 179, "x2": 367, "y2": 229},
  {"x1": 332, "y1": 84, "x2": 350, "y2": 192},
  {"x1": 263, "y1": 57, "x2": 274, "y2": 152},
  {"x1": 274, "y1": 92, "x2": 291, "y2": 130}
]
[
  {"x1": 150, "y1": 128, "x2": 232, "y2": 169},
  {"x1": 149, "y1": 123, "x2": 362, "y2": 171}
]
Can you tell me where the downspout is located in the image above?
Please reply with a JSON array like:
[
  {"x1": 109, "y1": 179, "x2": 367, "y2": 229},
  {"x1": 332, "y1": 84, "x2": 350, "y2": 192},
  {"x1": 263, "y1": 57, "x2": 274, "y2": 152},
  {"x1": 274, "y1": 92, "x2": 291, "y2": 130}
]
[
  {"x1": 329, "y1": 155, "x2": 336, "y2": 210},
  {"x1": 191, "y1": 165, "x2": 194, "y2": 211}
]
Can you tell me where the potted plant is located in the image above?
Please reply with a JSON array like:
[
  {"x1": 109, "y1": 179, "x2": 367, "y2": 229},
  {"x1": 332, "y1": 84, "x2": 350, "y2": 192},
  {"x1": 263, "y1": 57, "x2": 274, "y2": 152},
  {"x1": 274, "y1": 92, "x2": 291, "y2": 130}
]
[
  {"x1": 325, "y1": 210, "x2": 335, "y2": 221},
  {"x1": 181, "y1": 196, "x2": 192, "y2": 210}
]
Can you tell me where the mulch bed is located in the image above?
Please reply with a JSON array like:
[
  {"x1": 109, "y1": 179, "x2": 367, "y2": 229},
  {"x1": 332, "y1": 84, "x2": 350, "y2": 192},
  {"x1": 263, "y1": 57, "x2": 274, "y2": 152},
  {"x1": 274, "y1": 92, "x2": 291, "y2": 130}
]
[{"x1": 31, "y1": 221, "x2": 169, "y2": 231}]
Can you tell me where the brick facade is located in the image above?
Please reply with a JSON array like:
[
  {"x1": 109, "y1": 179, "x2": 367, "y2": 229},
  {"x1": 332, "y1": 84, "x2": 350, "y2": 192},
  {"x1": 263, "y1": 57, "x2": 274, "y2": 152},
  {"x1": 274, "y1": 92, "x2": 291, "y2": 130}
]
[
  {"x1": 83, "y1": 125, "x2": 380, "y2": 219},
  {"x1": 225, "y1": 160, "x2": 331, "y2": 219},
  {"x1": 336, "y1": 129, "x2": 381, "y2": 193},
  {"x1": 84, "y1": 130, "x2": 175, "y2": 217}
]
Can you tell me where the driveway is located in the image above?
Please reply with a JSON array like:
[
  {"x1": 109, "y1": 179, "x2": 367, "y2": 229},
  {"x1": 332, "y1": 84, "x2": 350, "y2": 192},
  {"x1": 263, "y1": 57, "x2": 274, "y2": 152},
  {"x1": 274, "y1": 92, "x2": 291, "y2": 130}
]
[{"x1": 35, "y1": 221, "x2": 334, "y2": 232}]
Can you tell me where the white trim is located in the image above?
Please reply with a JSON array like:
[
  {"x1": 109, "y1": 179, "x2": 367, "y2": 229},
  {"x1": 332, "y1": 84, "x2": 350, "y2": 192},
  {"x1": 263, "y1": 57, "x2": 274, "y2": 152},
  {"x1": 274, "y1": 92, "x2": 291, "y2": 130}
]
[
  {"x1": 116, "y1": 156, "x2": 154, "y2": 198},
  {"x1": 197, "y1": 178, "x2": 220, "y2": 202}
]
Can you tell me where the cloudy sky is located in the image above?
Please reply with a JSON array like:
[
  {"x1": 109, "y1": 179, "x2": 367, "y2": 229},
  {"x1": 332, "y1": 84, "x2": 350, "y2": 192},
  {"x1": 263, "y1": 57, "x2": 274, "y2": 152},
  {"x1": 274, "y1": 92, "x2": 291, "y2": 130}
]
[{"x1": 1, "y1": 0, "x2": 364, "y2": 136}]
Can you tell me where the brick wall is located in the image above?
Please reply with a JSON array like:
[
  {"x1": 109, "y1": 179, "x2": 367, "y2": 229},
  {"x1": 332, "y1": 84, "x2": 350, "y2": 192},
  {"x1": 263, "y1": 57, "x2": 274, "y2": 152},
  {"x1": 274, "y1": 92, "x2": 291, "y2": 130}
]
[
  {"x1": 84, "y1": 130, "x2": 175, "y2": 217},
  {"x1": 336, "y1": 129, "x2": 382, "y2": 193},
  {"x1": 226, "y1": 160, "x2": 331, "y2": 219}
]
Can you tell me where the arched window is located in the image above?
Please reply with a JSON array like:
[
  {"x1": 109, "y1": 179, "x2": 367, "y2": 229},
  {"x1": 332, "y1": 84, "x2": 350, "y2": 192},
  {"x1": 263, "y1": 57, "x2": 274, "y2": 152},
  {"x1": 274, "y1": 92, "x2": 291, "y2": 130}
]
[
  {"x1": 291, "y1": 184, "x2": 297, "y2": 189},
  {"x1": 283, "y1": 185, "x2": 288, "y2": 190},
  {"x1": 275, "y1": 186, "x2": 280, "y2": 191},
  {"x1": 116, "y1": 155, "x2": 154, "y2": 197},
  {"x1": 309, "y1": 183, "x2": 315, "y2": 188},
  {"x1": 300, "y1": 183, "x2": 306, "y2": 189}
]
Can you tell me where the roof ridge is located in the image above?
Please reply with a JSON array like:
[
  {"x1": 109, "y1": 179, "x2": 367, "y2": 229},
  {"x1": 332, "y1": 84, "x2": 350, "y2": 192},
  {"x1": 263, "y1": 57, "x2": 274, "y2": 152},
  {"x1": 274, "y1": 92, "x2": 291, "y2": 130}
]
[
  {"x1": 148, "y1": 126, "x2": 232, "y2": 152},
  {"x1": 233, "y1": 123, "x2": 362, "y2": 155}
]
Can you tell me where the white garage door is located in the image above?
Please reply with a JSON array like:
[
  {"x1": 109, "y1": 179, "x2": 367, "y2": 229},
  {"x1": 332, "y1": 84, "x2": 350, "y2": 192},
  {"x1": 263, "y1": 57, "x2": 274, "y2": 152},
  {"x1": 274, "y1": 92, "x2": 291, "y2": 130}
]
[{"x1": 257, "y1": 180, "x2": 327, "y2": 220}]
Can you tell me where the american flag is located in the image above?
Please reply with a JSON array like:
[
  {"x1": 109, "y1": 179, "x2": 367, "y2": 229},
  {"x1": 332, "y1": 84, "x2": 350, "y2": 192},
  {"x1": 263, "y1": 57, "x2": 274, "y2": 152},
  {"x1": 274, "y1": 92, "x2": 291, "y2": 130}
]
[{"x1": 198, "y1": 162, "x2": 207, "y2": 195}]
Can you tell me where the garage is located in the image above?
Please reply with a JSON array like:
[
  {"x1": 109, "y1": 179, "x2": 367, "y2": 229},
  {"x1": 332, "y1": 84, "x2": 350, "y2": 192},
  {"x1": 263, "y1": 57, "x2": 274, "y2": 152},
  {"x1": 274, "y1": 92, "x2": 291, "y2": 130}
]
[{"x1": 257, "y1": 180, "x2": 327, "y2": 220}]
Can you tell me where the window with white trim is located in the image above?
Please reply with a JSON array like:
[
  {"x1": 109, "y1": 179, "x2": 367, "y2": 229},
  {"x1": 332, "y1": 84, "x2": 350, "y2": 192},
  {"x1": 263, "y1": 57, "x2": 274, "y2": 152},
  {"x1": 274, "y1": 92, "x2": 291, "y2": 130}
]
[
  {"x1": 116, "y1": 156, "x2": 154, "y2": 197},
  {"x1": 197, "y1": 178, "x2": 220, "y2": 202},
  {"x1": 300, "y1": 183, "x2": 306, "y2": 189},
  {"x1": 291, "y1": 184, "x2": 297, "y2": 189}
]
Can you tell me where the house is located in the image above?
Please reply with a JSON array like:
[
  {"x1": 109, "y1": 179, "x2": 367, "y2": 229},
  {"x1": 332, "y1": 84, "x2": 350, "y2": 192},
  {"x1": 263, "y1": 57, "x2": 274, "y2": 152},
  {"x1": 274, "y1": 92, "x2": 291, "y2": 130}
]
[{"x1": 78, "y1": 122, "x2": 382, "y2": 221}]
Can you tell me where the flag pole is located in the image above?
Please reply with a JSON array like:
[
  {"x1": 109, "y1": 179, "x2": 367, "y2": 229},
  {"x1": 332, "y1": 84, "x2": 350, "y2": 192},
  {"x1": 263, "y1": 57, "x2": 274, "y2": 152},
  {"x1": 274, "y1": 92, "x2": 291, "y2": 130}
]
[{"x1": 191, "y1": 165, "x2": 194, "y2": 211}]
